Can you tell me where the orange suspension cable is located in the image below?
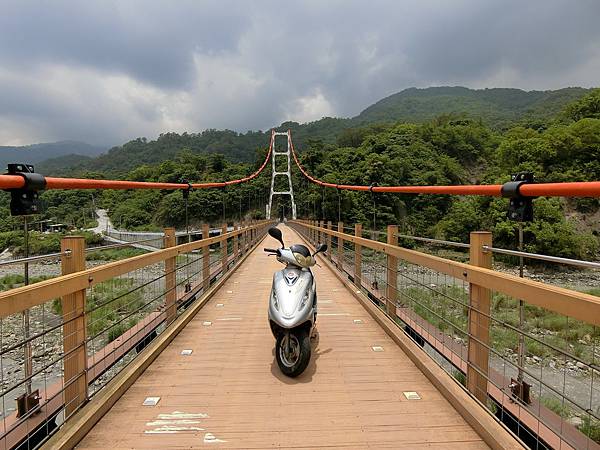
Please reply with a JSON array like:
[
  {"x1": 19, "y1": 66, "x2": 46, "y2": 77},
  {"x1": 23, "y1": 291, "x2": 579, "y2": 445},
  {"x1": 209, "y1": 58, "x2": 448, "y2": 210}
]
[
  {"x1": 0, "y1": 140, "x2": 272, "y2": 191},
  {"x1": 289, "y1": 132, "x2": 600, "y2": 198}
]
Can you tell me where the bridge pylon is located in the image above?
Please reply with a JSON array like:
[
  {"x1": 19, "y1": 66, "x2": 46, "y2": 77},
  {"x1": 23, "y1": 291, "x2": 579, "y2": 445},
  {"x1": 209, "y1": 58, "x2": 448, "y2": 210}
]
[{"x1": 266, "y1": 129, "x2": 297, "y2": 220}]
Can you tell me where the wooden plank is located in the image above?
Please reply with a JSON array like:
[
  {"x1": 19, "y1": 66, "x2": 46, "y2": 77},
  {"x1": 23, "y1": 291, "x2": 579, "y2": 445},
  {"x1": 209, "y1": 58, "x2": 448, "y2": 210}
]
[
  {"x1": 354, "y1": 223, "x2": 362, "y2": 289},
  {"x1": 164, "y1": 228, "x2": 177, "y2": 325},
  {"x1": 291, "y1": 221, "x2": 600, "y2": 326},
  {"x1": 202, "y1": 223, "x2": 210, "y2": 291},
  {"x1": 60, "y1": 236, "x2": 88, "y2": 418},
  {"x1": 233, "y1": 224, "x2": 239, "y2": 258},
  {"x1": 221, "y1": 223, "x2": 228, "y2": 275},
  {"x1": 326, "y1": 220, "x2": 332, "y2": 261},
  {"x1": 337, "y1": 221, "x2": 344, "y2": 268},
  {"x1": 386, "y1": 224, "x2": 398, "y2": 317},
  {"x1": 467, "y1": 232, "x2": 492, "y2": 404}
]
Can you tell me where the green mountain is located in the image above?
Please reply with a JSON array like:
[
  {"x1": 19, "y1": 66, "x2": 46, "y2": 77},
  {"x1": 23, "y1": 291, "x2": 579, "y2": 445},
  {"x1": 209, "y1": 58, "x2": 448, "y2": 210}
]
[
  {"x1": 33, "y1": 86, "x2": 592, "y2": 176},
  {"x1": 354, "y1": 86, "x2": 590, "y2": 128},
  {"x1": 0, "y1": 140, "x2": 106, "y2": 171}
]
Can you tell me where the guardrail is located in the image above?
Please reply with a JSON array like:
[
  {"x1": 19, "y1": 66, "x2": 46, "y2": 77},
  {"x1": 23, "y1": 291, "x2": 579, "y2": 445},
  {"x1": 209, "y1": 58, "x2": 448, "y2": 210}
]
[
  {"x1": 0, "y1": 220, "x2": 272, "y2": 449},
  {"x1": 290, "y1": 219, "x2": 600, "y2": 450}
]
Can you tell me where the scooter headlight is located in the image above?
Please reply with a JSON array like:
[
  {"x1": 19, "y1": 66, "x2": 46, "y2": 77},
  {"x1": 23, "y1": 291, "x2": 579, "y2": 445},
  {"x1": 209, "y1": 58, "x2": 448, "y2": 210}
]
[
  {"x1": 298, "y1": 290, "x2": 310, "y2": 311},
  {"x1": 272, "y1": 289, "x2": 279, "y2": 310}
]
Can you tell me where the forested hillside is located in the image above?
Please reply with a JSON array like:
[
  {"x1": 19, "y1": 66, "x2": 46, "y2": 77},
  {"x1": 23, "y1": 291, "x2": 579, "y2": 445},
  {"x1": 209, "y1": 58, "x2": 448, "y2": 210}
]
[
  {"x1": 354, "y1": 86, "x2": 590, "y2": 128},
  {"x1": 34, "y1": 86, "x2": 592, "y2": 176},
  {"x1": 293, "y1": 89, "x2": 600, "y2": 259},
  {"x1": 1, "y1": 88, "x2": 598, "y2": 260},
  {"x1": 0, "y1": 140, "x2": 106, "y2": 170}
]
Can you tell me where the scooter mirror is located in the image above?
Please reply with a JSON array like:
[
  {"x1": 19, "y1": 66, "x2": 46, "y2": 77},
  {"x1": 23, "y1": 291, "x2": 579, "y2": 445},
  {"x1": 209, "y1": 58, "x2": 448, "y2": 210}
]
[
  {"x1": 268, "y1": 227, "x2": 285, "y2": 248},
  {"x1": 314, "y1": 243, "x2": 328, "y2": 254}
]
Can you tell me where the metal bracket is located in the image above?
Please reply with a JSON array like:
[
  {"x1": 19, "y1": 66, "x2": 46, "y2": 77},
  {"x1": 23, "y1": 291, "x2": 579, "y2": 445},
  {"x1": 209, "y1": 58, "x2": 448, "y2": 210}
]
[
  {"x1": 16, "y1": 389, "x2": 41, "y2": 418},
  {"x1": 181, "y1": 180, "x2": 193, "y2": 199},
  {"x1": 509, "y1": 378, "x2": 531, "y2": 404},
  {"x1": 4, "y1": 164, "x2": 46, "y2": 216},
  {"x1": 501, "y1": 172, "x2": 534, "y2": 222}
]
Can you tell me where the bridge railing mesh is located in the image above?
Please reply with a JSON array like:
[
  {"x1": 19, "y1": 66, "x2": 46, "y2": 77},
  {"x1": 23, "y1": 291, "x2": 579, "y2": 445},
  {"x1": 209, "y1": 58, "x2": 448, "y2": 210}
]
[
  {"x1": 0, "y1": 220, "x2": 272, "y2": 449},
  {"x1": 289, "y1": 219, "x2": 600, "y2": 450}
]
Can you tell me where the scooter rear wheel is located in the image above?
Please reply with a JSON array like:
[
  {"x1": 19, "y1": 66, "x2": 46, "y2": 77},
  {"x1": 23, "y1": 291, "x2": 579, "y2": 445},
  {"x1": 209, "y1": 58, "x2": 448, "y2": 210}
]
[{"x1": 276, "y1": 329, "x2": 311, "y2": 377}]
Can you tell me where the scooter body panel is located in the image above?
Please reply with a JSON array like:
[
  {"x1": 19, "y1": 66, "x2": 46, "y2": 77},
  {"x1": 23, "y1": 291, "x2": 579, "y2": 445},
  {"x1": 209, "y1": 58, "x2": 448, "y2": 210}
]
[{"x1": 268, "y1": 266, "x2": 315, "y2": 335}]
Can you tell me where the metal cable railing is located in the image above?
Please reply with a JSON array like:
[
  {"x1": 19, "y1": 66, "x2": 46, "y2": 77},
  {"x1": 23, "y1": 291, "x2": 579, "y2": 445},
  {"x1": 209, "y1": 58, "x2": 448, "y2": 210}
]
[
  {"x1": 0, "y1": 220, "x2": 272, "y2": 450},
  {"x1": 290, "y1": 220, "x2": 600, "y2": 450}
]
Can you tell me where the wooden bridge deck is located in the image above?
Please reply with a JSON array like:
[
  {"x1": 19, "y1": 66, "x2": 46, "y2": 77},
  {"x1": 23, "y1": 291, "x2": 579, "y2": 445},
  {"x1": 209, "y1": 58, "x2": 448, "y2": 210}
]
[{"x1": 76, "y1": 226, "x2": 492, "y2": 449}]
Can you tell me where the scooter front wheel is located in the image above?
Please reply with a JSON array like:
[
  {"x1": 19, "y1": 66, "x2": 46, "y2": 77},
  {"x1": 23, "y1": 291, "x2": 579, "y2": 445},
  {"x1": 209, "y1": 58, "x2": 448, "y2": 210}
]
[{"x1": 276, "y1": 330, "x2": 311, "y2": 377}]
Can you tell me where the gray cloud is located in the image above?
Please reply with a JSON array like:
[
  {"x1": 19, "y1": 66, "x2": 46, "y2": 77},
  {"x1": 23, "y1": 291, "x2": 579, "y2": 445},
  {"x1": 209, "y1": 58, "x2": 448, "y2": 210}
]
[{"x1": 0, "y1": 0, "x2": 599, "y2": 146}]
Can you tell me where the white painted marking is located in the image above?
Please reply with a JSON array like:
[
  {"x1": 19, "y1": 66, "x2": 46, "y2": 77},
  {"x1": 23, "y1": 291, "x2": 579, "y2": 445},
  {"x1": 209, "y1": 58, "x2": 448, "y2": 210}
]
[
  {"x1": 353, "y1": 319, "x2": 363, "y2": 324},
  {"x1": 157, "y1": 411, "x2": 209, "y2": 420},
  {"x1": 403, "y1": 391, "x2": 421, "y2": 400},
  {"x1": 181, "y1": 349, "x2": 193, "y2": 356},
  {"x1": 216, "y1": 317, "x2": 242, "y2": 321},
  {"x1": 146, "y1": 419, "x2": 201, "y2": 426},
  {"x1": 204, "y1": 432, "x2": 227, "y2": 443},
  {"x1": 320, "y1": 300, "x2": 333, "y2": 304},
  {"x1": 216, "y1": 303, "x2": 224, "y2": 307},
  {"x1": 203, "y1": 321, "x2": 212, "y2": 326},
  {"x1": 319, "y1": 313, "x2": 350, "y2": 316},
  {"x1": 142, "y1": 396, "x2": 160, "y2": 406},
  {"x1": 372, "y1": 346, "x2": 384, "y2": 352},
  {"x1": 226, "y1": 290, "x2": 233, "y2": 294},
  {"x1": 145, "y1": 425, "x2": 204, "y2": 434}
]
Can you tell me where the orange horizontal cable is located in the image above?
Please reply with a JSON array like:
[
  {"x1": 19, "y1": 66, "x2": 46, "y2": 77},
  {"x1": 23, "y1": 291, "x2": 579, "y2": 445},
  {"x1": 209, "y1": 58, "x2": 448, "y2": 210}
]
[
  {"x1": 0, "y1": 140, "x2": 272, "y2": 191},
  {"x1": 289, "y1": 131, "x2": 600, "y2": 198},
  {"x1": 0, "y1": 175, "x2": 26, "y2": 189}
]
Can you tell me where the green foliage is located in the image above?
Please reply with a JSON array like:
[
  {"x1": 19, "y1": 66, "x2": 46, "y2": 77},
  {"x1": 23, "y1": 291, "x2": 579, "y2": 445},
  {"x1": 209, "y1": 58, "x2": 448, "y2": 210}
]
[
  {"x1": 580, "y1": 416, "x2": 600, "y2": 443},
  {"x1": 101, "y1": 149, "x2": 270, "y2": 228},
  {"x1": 51, "y1": 277, "x2": 144, "y2": 343},
  {"x1": 565, "y1": 88, "x2": 600, "y2": 121},
  {"x1": 0, "y1": 274, "x2": 51, "y2": 291},
  {"x1": 86, "y1": 247, "x2": 147, "y2": 261},
  {"x1": 0, "y1": 230, "x2": 103, "y2": 256},
  {"x1": 539, "y1": 396, "x2": 572, "y2": 419}
]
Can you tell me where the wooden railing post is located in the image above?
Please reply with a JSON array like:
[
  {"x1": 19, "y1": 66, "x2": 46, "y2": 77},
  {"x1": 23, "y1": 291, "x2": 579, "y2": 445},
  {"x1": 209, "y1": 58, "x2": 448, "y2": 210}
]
[
  {"x1": 337, "y1": 221, "x2": 344, "y2": 268},
  {"x1": 221, "y1": 223, "x2": 228, "y2": 274},
  {"x1": 318, "y1": 220, "x2": 323, "y2": 245},
  {"x1": 60, "y1": 236, "x2": 88, "y2": 418},
  {"x1": 386, "y1": 225, "x2": 398, "y2": 317},
  {"x1": 164, "y1": 227, "x2": 177, "y2": 325},
  {"x1": 326, "y1": 220, "x2": 332, "y2": 261},
  {"x1": 233, "y1": 223, "x2": 239, "y2": 259},
  {"x1": 467, "y1": 231, "x2": 492, "y2": 404},
  {"x1": 202, "y1": 224, "x2": 210, "y2": 290},
  {"x1": 354, "y1": 224, "x2": 362, "y2": 288}
]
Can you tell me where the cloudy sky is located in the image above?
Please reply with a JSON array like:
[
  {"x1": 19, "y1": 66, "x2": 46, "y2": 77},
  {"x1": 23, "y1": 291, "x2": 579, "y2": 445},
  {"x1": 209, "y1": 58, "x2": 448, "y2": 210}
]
[{"x1": 1, "y1": 0, "x2": 599, "y2": 147}]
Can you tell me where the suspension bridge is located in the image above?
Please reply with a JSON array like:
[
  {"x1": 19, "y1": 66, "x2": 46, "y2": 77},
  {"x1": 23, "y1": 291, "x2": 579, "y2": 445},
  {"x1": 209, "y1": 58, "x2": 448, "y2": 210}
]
[{"x1": 0, "y1": 130, "x2": 599, "y2": 449}]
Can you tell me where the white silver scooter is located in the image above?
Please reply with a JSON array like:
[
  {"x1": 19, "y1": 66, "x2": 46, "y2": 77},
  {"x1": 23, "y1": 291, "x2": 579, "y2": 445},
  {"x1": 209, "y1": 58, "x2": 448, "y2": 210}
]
[{"x1": 264, "y1": 227, "x2": 327, "y2": 377}]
